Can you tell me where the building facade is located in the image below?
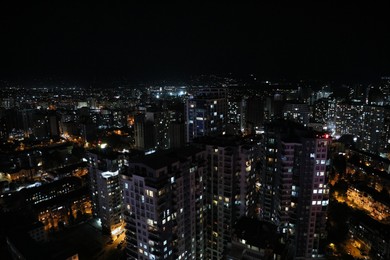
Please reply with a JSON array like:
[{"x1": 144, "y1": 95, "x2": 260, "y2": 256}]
[
  {"x1": 261, "y1": 120, "x2": 330, "y2": 259},
  {"x1": 88, "y1": 150, "x2": 124, "y2": 236},
  {"x1": 122, "y1": 148, "x2": 206, "y2": 260}
]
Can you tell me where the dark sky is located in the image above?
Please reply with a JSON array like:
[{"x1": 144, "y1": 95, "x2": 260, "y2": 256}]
[{"x1": 1, "y1": 3, "x2": 389, "y2": 83}]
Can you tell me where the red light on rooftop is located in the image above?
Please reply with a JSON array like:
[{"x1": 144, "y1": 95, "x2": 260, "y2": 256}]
[{"x1": 325, "y1": 134, "x2": 329, "y2": 139}]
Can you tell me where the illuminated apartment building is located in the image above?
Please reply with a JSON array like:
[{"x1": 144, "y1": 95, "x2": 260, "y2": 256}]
[
  {"x1": 359, "y1": 105, "x2": 385, "y2": 155},
  {"x1": 195, "y1": 136, "x2": 261, "y2": 260},
  {"x1": 261, "y1": 120, "x2": 330, "y2": 259},
  {"x1": 335, "y1": 102, "x2": 362, "y2": 137},
  {"x1": 282, "y1": 102, "x2": 310, "y2": 126},
  {"x1": 185, "y1": 88, "x2": 228, "y2": 142},
  {"x1": 122, "y1": 148, "x2": 206, "y2": 260},
  {"x1": 88, "y1": 149, "x2": 124, "y2": 236},
  {"x1": 134, "y1": 110, "x2": 171, "y2": 153}
]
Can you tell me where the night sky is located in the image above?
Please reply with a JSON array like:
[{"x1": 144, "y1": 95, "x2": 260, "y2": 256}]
[{"x1": 1, "y1": 3, "x2": 389, "y2": 83}]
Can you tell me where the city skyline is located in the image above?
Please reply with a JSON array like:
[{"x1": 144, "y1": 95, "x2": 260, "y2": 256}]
[
  {"x1": 1, "y1": 3, "x2": 390, "y2": 260},
  {"x1": 0, "y1": 81, "x2": 389, "y2": 259}
]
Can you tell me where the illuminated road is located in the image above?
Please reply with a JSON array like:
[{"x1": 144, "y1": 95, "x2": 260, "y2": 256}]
[
  {"x1": 97, "y1": 232, "x2": 126, "y2": 260},
  {"x1": 342, "y1": 238, "x2": 370, "y2": 259}
]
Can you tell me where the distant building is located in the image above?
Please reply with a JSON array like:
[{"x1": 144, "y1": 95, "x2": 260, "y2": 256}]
[
  {"x1": 312, "y1": 98, "x2": 329, "y2": 125},
  {"x1": 134, "y1": 112, "x2": 155, "y2": 151},
  {"x1": 282, "y1": 102, "x2": 310, "y2": 126},
  {"x1": 359, "y1": 105, "x2": 385, "y2": 155},
  {"x1": 1, "y1": 97, "x2": 15, "y2": 109},
  {"x1": 22, "y1": 176, "x2": 83, "y2": 206},
  {"x1": 185, "y1": 97, "x2": 228, "y2": 142},
  {"x1": 134, "y1": 110, "x2": 171, "y2": 152},
  {"x1": 383, "y1": 107, "x2": 390, "y2": 156},
  {"x1": 227, "y1": 98, "x2": 245, "y2": 135},
  {"x1": 185, "y1": 86, "x2": 228, "y2": 142},
  {"x1": 168, "y1": 122, "x2": 185, "y2": 149},
  {"x1": 379, "y1": 77, "x2": 390, "y2": 105},
  {"x1": 335, "y1": 101, "x2": 362, "y2": 137},
  {"x1": 245, "y1": 97, "x2": 264, "y2": 134}
]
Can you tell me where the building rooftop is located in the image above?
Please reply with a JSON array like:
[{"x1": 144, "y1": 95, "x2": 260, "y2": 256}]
[
  {"x1": 101, "y1": 170, "x2": 119, "y2": 179},
  {"x1": 88, "y1": 148, "x2": 121, "y2": 160},
  {"x1": 265, "y1": 119, "x2": 330, "y2": 141},
  {"x1": 194, "y1": 135, "x2": 260, "y2": 147},
  {"x1": 233, "y1": 217, "x2": 279, "y2": 250},
  {"x1": 132, "y1": 146, "x2": 204, "y2": 170}
]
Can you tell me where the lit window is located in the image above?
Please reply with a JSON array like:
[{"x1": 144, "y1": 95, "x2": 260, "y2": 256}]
[{"x1": 146, "y1": 189, "x2": 154, "y2": 197}]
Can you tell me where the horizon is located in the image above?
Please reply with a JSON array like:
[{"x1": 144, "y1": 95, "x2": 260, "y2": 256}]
[{"x1": 1, "y1": 3, "x2": 390, "y2": 84}]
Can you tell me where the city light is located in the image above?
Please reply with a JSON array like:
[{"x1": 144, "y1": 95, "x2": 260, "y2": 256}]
[{"x1": 1, "y1": 5, "x2": 389, "y2": 260}]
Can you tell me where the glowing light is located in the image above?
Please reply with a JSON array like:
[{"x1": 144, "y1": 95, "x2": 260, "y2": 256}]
[
  {"x1": 111, "y1": 226, "x2": 123, "y2": 236},
  {"x1": 101, "y1": 170, "x2": 119, "y2": 179}
]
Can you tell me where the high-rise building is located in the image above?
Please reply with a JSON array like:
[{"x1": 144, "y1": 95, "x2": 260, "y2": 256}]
[
  {"x1": 122, "y1": 135, "x2": 261, "y2": 260},
  {"x1": 383, "y1": 107, "x2": 390, "y2": 157},
  {"x1": 185, "y1": 87, "x2": 228, "y2": 143},
  {"x1": 335, "y1": 101, "x2": 362, "y2": 137},
  {"x1": 359, "y1": 105, "x2": 386, "y2": 155},
  {"x1": 185, "y1": 97, "x2": 228, "y2": 142},
  {"x1": 134, "y1": 112, "x2": 155, "y2": 152},
  {"x1": 122, "y1": 148, "x2": 206, "y2": 260},
  {"x1": 1, "y1": 97, "x2": 15, "y2": 109},
  {"x1": 261, "y1": 120, "x2": 330, "y2": 259},
  {"x1": 244, "y1": 97, "x2": 263, "y2": 130},
  {"x1": 282, "y1": 102, "x2": 310, "y2": 126},
  {"x1": 379, "y1": 77, "x2": 390, "y2": 105},
  {"x1": 168, "y1": 122, "x2": 186, "y2": 149},
  {"x1": 88, "y1": 149, "x2": 124, "y2": 237},
  {"x1": 226, "y1": 98, "x2": 245, "y2": 135},
  {"x1": 367, "y1": 86, "x2": 385, "y2": 106},
  {"x1": 134, "y1": 110, "x2": 171, "y2": 153},
  {"x1": 195, "y1": 136, "x2": 261, "y2": 259},
  {"x1": 312, "y1": 98, "x2": 328, "y2": 125}
]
